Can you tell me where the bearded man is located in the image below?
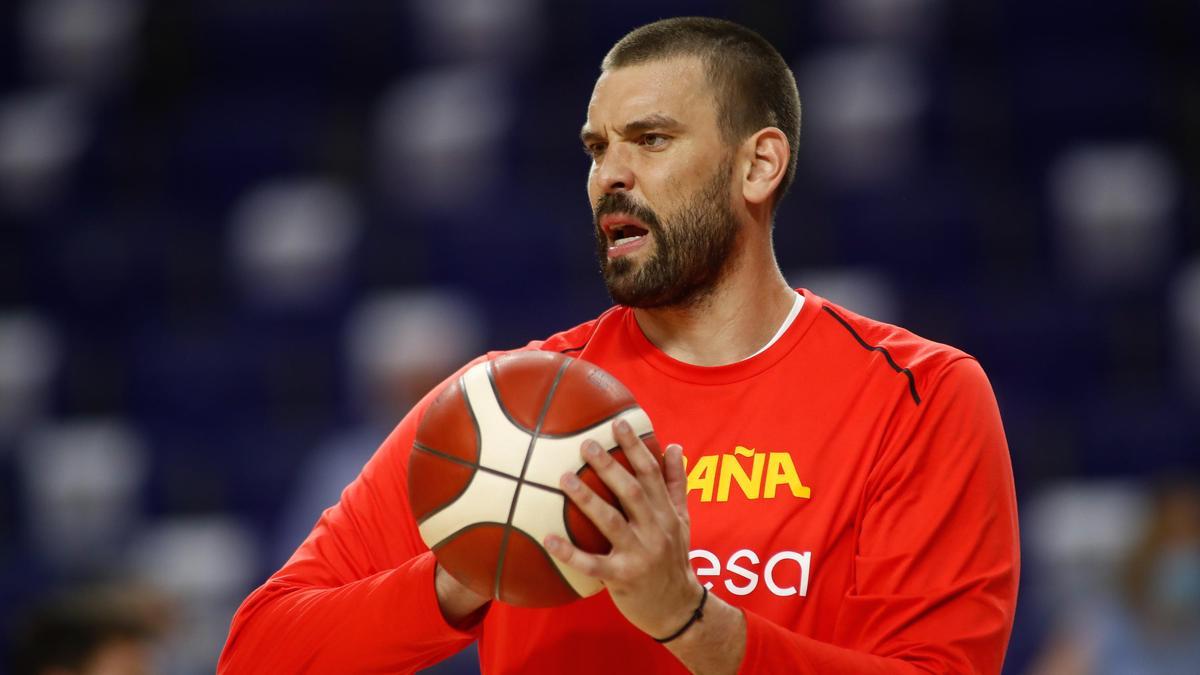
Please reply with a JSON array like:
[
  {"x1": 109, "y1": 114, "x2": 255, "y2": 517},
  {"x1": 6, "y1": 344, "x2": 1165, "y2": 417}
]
[{"x1": 221, "y1": 17, "x2": 1019, "y2": 675}]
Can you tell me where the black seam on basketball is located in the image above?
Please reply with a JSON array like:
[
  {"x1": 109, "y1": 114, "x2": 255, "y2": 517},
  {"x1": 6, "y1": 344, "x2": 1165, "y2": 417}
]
[
  {"x1": 462, "y1": 373, "x2": 484, "y2": 463},
  {"x1": 535, "y1": 404, "x2": 644, "y2": 439},
  {"x1": 414, "y1": 443, "x2": 564, "y2": 498},
  {"x1": 431, "y1": 520, "x2": 512, "y2": 550},
  {"x1": 485, "y1": 358, "x2": 540, "y2": 435},
  {"x1": 431, "y1": 521, "x2": 511, "y2": 597},
  {"x1": 410, "y1": 444, "x2": 483, "y2": 525},
  {"x1": 493, "y1": 356, "x2": 572, "y2": 601},
  {"x1": 562, "y1": 484, "x2": 580, "y2": 549},
  {"x1": 411, "y1": 374, "x2": 486, "y2": 525},
  {"x1": 503, "y1": 526, "x2": 582, "y2": 604},
  {"x1": 520, "y1": 480, "x2": 565, "y2": 496},
  {"x1": 413, "y1": 378, "x2": 481, "y2": 466},
  {"x1": 821, "y1": 306, "x2": 922, "y2": 405},
  {"x1": 411, "y1": 443, "x2": 540, "y2": 524}
]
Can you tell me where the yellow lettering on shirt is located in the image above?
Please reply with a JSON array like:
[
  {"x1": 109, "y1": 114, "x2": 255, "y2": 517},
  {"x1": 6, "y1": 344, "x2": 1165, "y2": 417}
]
[
  {"x1": 716, "y1": 446, "x2": 765, "y2": 502},
  {"x1": 764, "y1": 452, "x2": 811, "y2": 499},
  {"x1": 686, "y1": 455, "x2": 718, "y2": 502},
  {"x1": 683, "y1": 447, "x2": 812, "y2": 502}
]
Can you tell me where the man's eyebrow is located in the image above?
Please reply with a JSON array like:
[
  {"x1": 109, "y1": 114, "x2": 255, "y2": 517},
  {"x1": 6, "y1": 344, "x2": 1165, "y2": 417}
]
[
  {"x1": 620, "y1": 114, "x2": 683, "y2": 136},
  {"x1": 579, "y1": 114, "x2": 685, "y2": 145},
  {"x1": 580, "y1": 126, "x2": 603, "y2": 145}
]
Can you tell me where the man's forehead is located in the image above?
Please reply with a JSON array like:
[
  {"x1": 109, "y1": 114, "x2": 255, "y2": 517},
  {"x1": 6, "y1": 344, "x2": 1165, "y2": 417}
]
[{"x1": 583, "y1": 57, "x2": 714, "y2": 133}]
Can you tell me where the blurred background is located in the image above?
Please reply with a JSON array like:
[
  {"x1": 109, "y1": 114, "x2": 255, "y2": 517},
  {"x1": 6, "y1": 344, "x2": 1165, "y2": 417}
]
[{"x1": 0, "y1": 0, "x2": 1197, "y2": 673}]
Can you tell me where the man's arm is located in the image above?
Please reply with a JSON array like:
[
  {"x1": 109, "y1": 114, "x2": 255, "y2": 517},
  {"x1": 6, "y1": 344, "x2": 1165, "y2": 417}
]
[
  {"x1": 549, "y1": 358, "x2": 1019, "y2": 674},
  {"x1": 219, "y1": 360, "x2": 492, "y2": 674}
]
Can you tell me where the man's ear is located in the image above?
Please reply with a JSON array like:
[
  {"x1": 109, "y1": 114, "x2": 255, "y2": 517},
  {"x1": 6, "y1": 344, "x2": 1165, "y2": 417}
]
[{"x1": 740, "y1": 127, "x2": 789, "y2": 207}]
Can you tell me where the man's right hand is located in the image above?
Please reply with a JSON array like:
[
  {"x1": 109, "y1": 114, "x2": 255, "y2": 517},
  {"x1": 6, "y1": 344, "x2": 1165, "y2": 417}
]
[{"x1": 434, "y1": 563, "x2": 490, "y2": 627}]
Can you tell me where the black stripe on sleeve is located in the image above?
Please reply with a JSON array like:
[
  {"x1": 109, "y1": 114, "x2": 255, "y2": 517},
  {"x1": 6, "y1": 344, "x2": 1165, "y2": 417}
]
[{"x1": 822, "y1": 306, "x2": 921, "y2": 405}]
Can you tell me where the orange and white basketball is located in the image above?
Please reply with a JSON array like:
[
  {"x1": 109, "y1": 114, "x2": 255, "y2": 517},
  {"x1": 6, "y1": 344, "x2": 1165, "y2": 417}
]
[{"x1": 408, "y1": 351, "x2": 660, "y2": 607}]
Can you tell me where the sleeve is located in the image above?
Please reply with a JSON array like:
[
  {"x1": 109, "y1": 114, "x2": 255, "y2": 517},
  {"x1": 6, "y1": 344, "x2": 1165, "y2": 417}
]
[
  {"x1": 737, "y1": 357, "x2": 1021, "y2": 674},
  {"x1": 218, "y1": 358, "x2": 490, "y2": 674}
]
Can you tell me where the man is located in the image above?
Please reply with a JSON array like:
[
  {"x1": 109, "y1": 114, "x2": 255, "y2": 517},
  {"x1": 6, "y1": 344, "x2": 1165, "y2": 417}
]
[{"x1": 220, "y1": 17, "x2": 1019, "y2": 674}]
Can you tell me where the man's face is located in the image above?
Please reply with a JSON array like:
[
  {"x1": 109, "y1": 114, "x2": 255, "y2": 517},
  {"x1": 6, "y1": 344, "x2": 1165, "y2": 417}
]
[{"x1": 582, "y1": 57, "x2": 741, "y2": 308}]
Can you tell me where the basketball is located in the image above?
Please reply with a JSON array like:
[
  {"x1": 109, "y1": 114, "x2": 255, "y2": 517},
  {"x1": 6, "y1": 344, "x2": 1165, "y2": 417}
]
[{"x1": 408, "y1": 351, "x2": 661, "y2": 608}]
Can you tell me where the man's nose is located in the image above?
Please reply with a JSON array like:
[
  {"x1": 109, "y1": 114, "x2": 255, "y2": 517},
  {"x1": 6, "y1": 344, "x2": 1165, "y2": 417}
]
[{"x1": 595, "y1": 144, "x2": 635, "y2": 194}]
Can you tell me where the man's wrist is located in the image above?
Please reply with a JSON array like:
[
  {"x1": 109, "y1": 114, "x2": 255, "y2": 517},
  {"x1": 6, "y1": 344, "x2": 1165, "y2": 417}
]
[
  {"x1": 653, "y1": 581, "x2": 709, "y2": 642},
  {"x1": 660, "y1": 587, "x2": 747, "y2": 675},
  {"x1": 434, "y1": 563, "x2": 490, "y2": 629}
]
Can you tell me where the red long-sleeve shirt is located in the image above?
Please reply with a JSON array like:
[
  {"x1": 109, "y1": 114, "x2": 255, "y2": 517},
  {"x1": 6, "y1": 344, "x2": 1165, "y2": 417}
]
[{"x1": 220, "y1": 289, "x2": 1020, "y2": 674}]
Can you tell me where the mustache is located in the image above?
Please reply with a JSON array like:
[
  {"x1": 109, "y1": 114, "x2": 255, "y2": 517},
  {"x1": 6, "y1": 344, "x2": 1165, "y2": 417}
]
[{"x1": 592, "y1": 192, "x2": 662, "y2": 232}]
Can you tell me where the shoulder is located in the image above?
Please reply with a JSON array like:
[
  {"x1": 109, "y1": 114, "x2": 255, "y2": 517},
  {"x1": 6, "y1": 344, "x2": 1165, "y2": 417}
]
[
  {"x1": 377, "y1": 306, "x2": 628, "y2": 478},
  {"x1": 492, "y1": 305, "x2": 627, "y2": 358},
  {"x1": 808, "y1": 292, "x2": 978, "y2": 406},
  {"x1": 391, "y1": 306, "x2": 625, "y2": 437}
]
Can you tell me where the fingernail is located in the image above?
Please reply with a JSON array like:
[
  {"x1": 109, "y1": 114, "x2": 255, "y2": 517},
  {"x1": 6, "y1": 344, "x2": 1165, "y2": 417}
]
[
  {"x1": 582, "y1": 442, "x2": 600, "y2": 458},
  {"x1": 544, "y1": 536, "x2": 560, "y2": 551},
  {"x1": 617, "y1": 419, "x2": 632, "y2": 433},
  {"x1": 564, "y1": 473, "x2": 581, "y2": 489}
]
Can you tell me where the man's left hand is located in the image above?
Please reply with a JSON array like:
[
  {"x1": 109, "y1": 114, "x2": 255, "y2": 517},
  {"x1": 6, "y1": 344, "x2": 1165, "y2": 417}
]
[{"x1": 544, "y1": 419, "x2": 705, "y2": 640}]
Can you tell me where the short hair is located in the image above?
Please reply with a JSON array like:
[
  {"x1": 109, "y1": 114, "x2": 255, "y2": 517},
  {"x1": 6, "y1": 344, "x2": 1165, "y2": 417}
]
[{"x1": 602, "y1": 17, "x2": 802, "y2": 209}]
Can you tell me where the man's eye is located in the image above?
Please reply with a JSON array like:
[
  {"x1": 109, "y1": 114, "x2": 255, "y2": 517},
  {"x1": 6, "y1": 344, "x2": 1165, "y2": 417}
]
[
  {"x1": 585, "y1": 143, "x2": 607, "y2": 157},
  {"x1": 641, "y1": 134, "x2": 669, "y2": 148}
]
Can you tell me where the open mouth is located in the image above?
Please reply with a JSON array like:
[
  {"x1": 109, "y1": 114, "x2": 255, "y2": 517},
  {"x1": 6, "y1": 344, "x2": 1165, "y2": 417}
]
[
  {"x1": 598, "y1": 213, "x2": 653, "y2": 259},
  {"x1": 609, "y1": 223, "x2": 649, "y2": 247}
]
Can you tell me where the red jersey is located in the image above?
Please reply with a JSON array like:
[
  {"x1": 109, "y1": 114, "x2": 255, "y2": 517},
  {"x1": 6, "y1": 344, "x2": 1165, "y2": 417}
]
[{"x1": 220, "y1": 289, "x2": 1020, "y2": 674}]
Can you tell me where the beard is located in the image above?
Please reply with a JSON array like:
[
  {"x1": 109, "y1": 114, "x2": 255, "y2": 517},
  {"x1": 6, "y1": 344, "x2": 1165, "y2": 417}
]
[{"x1": 592, "y1": 157, "x2": 739, "y2": 309}]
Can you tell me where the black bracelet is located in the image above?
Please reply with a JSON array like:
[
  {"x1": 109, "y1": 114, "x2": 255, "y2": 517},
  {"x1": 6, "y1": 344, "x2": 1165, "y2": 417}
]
[{"x1": 654, "y1": 585, "x2": 708, "y2": 644}]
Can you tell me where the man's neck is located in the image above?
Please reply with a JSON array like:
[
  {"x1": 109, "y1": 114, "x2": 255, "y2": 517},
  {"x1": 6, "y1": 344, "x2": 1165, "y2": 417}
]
[{"x1": 632, "y1": 255, "x2": 796, "y2": 367}]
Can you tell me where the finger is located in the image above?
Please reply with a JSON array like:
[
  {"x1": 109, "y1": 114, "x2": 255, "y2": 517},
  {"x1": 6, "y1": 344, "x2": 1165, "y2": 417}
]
[
  {"x1": 612, "y1": 419, "x2": 671, "y2": 505},
  {"x1": 543, "y1": 534, "x2": 610, "y2": 579},
  {"x1": 663, "y1": 443, "x2": 689, "y2": 523},
  {"x1": 579, "y1": 439, "x2": 657, "y2": 525},
  {"x1": 561, "y1": 466, "x2": 639, "y2": 549}
]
